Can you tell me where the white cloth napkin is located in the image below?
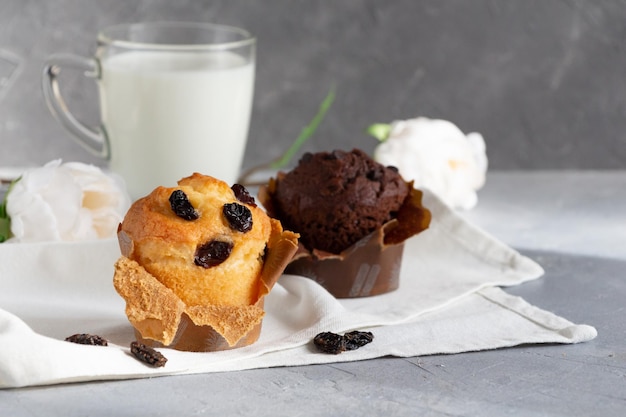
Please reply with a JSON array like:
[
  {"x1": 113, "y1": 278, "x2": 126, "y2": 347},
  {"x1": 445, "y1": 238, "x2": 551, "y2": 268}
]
[{"x1": 0, "y1": 190, "x2": 597, "y2": 388}]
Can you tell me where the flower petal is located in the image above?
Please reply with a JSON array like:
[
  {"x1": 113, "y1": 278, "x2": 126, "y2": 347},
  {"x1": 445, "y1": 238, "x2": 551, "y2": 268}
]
[
  {"x1": 5, "y1": 160, "x2": 130, "y2": 243},
  {"x1": 373, "y1": 117, "x2": 487, "y2": 210}
]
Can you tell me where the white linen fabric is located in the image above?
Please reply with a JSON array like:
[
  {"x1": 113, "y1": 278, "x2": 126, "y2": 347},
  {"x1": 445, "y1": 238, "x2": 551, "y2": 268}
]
[{"x1": 0, "y1": 190, "x2": 597, "y2": 388}]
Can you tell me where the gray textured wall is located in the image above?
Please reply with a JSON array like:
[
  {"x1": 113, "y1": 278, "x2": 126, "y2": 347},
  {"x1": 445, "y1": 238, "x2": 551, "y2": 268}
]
[{"x1": 1, "y1": 0, "x2": 625, "y2": 172}]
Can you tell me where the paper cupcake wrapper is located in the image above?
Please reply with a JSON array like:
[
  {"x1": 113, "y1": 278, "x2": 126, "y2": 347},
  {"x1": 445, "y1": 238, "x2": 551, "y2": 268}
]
[
  {"x1": 134, "y1": 307, "x2": 264, "y2": 352},
  {"x1": 286, "y1": 223, "x2": 405, "y2": 297}
]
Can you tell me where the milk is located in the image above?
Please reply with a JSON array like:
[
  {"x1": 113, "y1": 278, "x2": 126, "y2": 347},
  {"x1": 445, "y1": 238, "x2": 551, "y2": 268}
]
[{"x1": 99, "y1": 50, "x2": 255, "y2": 199}]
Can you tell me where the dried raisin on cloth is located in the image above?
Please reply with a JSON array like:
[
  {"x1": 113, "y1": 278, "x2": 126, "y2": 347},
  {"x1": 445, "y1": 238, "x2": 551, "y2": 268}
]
[
  {"x1": 130, "y1": 341, "x2": 167, "y2": 367},
  {"x1": 313, "y1": 331, "x2": 374, "y2": 355},
  {"x1": 313, "y1": 332, "x2": 346, "y2": 354},
  {"x1": 65, "y1": 333, "x2": 108, "y2": 346},
  {"x1": 344, "y1": 331, "x2": 374, "y2": 350}
]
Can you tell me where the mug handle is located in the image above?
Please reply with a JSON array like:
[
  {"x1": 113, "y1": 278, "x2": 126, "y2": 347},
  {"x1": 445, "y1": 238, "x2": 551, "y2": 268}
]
[{"x1": 42, "y1": 53, "x2": 110, "y2": 159}]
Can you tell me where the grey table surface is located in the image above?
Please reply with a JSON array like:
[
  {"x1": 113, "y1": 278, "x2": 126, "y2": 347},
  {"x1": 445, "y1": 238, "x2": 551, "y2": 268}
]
[{"x1": 1, "y1": 170, "x2": 625, "y2": 417}]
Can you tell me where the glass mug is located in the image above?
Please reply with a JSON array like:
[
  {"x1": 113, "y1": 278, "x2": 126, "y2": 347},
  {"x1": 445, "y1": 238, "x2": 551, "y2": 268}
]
[{"x1": 43, "y1": 22, "x2": 256, "y2": 200}]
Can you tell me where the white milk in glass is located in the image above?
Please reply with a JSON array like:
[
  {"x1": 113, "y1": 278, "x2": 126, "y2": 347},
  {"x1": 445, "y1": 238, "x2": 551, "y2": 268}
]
[{"x1": 99, "y1": 50, "x2": 254, "y2": 199}]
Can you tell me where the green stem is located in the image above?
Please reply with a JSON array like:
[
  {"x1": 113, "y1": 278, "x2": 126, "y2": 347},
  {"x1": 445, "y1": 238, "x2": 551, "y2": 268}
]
[
  {"x1": 237, "y1": 87, "x2": 336, "y2": 185},
  {"x1": 366, "y1": 123, "x2": 392, "y2": 142},
  {"x1": 270, "y1": 87, "x2": 336, "y2": 169}
]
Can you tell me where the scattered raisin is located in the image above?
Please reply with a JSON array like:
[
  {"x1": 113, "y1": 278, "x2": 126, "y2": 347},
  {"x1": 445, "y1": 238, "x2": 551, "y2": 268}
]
[
  {"x1": 313, "y1": 332, "x2": 346, "y2": 354},
  {"x1": 169, "y1": 190, "x2": 199, "y2": 220},
  {"x1": 313, "y1": 331, "x2": 374, "y2": 354},
  {"x1": 223, "y1": 202, "x2": 253, "y2": 232},
  {"x1": 65, "y1": 333, "x2": 108, "y2": 346},
  {"x1": 344, "y1": 331, "x2": 374, "y2": 350},
  {"x1": 231, "y1": 184, "x2": 256, "y2": 207},
  {"x1": 194, "y1": 240, "x2": 233, "y2": 268},
  {"x1": 130, "y1": 341, "x2": 167, "y2": 367}
]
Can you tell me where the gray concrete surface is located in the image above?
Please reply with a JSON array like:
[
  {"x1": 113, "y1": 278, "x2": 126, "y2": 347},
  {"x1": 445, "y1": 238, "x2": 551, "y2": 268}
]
[
  {"x1": 1, "y1": 170, "x2": 625, "y2": 416},
  {"x1": 1, "y1": 0, "x2": 625, "y2": 172}
]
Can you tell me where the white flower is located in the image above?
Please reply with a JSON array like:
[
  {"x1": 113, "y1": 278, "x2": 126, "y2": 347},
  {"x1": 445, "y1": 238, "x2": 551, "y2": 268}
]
[
  {"x1": 5, "y1": 160, "x2": 130, "y2": 242},
  {"x1": 373, "y1": 117, "x2": 487, "y2": 210}
]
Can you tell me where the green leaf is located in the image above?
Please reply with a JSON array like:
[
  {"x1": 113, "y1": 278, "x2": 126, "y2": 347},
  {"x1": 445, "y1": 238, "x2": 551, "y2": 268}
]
[
  {"x1": 0, "y1": 217, "x2": 9, "y2": 243},
  {"x1": 0, "y1": 177, "x2": 20, "y2": 243},
  {"x1": 270, "y1": 86, "x2": 336, "y2": 169},
  {"x1": 366, "y1": 123, "x2": 392, "y2": 142}
]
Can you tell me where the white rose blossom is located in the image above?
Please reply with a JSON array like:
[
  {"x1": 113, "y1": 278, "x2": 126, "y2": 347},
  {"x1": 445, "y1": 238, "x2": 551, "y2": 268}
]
[
  {"x1": 373, "y1": 117, "x2": 488, "y2": 210},
  {"x1": 5, "y1": 160, "x2": 130, "y2": 242}
]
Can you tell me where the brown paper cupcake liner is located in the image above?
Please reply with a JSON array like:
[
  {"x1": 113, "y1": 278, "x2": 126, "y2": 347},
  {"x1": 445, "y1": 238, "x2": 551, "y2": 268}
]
[
  {"x1": 134, "y1": 308, "x2": 264, "y2": 352},
  {"x1": 259, "y1": 182, "x2": 431, "y2": 298}
]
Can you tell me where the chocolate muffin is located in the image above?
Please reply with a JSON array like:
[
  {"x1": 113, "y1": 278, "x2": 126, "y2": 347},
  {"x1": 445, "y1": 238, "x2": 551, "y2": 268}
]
[
  {"x1": 260, "y1": 149, "x2": 431, "y2": 298},
  {"x1": 271, "y1": 149, "x2": 409, "y2": 254}
]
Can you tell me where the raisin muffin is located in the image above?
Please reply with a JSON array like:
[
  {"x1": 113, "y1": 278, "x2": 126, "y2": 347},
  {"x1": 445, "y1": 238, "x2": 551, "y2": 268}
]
[
  {"x1": 260, "y1": 149, "x2": 431, "y2": 298},
  {"x1": 114, "y1": 173, "x2": 299, "y2": 351}
]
